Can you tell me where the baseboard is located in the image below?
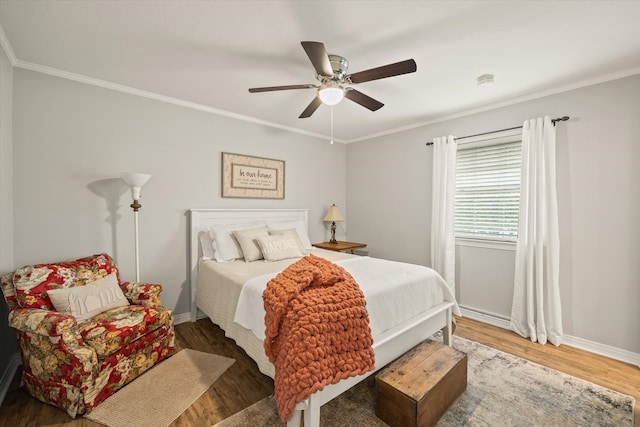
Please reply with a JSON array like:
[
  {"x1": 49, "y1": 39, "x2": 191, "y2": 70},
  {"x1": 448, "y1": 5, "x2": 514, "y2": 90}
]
[
  {"x1": 562, "y1": 335, "x2": 640, "y2": 368},
  {"x1": 459, "y1": 306, "x2": 511, "y2": 330},
  {"x1": 0, "y1": 353, "x2": 21, "y2": 407},
  {"x1": 173, "y1": 312, "x2": 191, "y2": 325},
  {"x1": 459, "y1": 306, "x2": 640, "y2": 367},
  {"x1": 173, "y1": 310, "x2": 208, "y2": 325}
]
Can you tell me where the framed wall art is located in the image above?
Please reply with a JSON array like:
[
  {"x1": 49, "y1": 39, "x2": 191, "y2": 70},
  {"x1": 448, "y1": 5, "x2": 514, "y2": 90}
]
[{"x1": 221, "y1": 152, "x2": 285, "y2": 199}]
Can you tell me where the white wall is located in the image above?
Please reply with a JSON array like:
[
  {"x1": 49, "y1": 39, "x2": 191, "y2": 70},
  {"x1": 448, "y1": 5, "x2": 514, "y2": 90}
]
[
  {"x1": 0, "y1": 38, "x2": 13, "y2": 281},
  {"x1": 0, "y1": 43, "x2": 20, "y2": 405},
  {"x1": 11, "y1": 69, "x2": 347, "y2": 318},
  {"x1": 347, "y1": 75, "x2": 640, "y2": 357}
]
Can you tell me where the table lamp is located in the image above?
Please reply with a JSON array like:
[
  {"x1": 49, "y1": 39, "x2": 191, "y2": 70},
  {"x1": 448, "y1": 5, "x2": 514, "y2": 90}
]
[{"x1": 323, "y1": 204, "x2": 344, "y2": 244}]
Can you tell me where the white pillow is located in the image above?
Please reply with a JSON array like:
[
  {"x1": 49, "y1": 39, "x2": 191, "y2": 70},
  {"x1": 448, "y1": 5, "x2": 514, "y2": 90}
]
[
  {"x1": 256, "y1": 235, "x2": 305, "y2": 262},
  {"x1": 46, "y1": 273, "x2": 129, "y2": 321},
  {"x1": 209, "y1": 221, "x2": 265, "y2": 262},
  {"x1": 266, "y1": 220, "x2": 312, "y2": 249},
  {"x1": 268, "y1": 228, "x2": 308, "y2": 254},
  {"x1": 199, "y1": 232, "x2": 216, "y2": 260},
  {"x1": 232, "y1": 226, "x2": 269, "y2": 262}
]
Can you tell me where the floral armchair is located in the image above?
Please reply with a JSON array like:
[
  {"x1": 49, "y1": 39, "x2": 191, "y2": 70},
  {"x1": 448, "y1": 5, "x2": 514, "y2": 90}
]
[{"x1": 0, "y1": 253, "x2": 175, "y2": 417}]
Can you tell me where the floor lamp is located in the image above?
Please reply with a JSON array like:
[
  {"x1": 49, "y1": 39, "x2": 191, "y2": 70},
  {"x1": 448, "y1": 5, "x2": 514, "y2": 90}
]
[{"x1": 121, "y1": 173, "x2": 151, "y2": 283}]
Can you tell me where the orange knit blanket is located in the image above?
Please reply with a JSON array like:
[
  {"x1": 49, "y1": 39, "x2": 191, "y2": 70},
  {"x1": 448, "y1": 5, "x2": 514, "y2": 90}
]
[{"x1": 263, "y1": 254, "x2": 375, "y2": 422}]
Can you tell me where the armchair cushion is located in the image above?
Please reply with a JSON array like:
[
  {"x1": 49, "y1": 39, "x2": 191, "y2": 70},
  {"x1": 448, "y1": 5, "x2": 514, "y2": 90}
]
[
  {"x1": 47, "y1": 273, "x2": 129, "y2": 321},
  {"x1": 77, "y1": 305, "x2": 172, "y2": 358}
]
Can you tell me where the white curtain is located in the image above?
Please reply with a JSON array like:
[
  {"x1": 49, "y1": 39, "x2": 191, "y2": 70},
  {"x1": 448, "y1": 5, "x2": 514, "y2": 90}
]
[
  {"x1": 431, "y1": 135, "x2": 457, "y2": 292},
  {"x1": 510, "y1": 116, "x2": 562, "y2": 346}
]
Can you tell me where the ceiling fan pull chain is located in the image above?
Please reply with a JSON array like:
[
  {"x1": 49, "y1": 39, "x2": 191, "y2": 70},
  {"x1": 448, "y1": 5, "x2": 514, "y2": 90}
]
[{"x1": 330, "y1": 106, "x2": 334, "y2": 144}]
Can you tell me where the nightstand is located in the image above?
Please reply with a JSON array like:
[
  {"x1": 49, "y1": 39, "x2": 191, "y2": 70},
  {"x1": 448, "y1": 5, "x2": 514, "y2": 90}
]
[{"x1": 312, "y1": 241, "x2": 367, "y2": 254}]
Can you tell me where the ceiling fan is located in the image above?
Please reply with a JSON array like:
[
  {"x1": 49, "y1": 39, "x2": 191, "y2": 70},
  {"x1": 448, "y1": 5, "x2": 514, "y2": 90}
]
[{"x1": 248, "y1": 41, "x2": 417, "y2": 118}]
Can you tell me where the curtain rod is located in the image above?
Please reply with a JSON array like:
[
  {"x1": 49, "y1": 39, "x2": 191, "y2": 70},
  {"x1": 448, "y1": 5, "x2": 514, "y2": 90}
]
[{"x1": 425, "y1": 116, "x2": 570, "y2": 146}]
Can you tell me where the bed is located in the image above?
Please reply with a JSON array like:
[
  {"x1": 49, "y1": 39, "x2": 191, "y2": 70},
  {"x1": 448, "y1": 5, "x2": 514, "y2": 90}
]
[{"x1": 189, "y1": 208, "x2": 459, "y2": 427}]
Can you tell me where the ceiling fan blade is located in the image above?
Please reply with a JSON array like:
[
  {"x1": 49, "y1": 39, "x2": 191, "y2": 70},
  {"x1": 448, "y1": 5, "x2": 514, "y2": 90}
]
[
  {"x1": 344, "y1": 88, "x2": 384, "y2": 111},
  {"x1": 347, "y1": 59, "x2": 417, "y2": 84},
  {"x1": 299, "y1": 96, "x2": 323, "y2": 118},
  {"x1": 301, "y1": 41, "x2": 334, "y2": 77},
  {"x1": 249, "y1": 84, "x2": 316, "y2": 93}
]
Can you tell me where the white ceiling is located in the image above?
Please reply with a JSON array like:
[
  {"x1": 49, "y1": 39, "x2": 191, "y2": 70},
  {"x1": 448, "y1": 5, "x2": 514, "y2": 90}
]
[{"x1": 1, "y1": 0, "x2": 639, "y2": 143}]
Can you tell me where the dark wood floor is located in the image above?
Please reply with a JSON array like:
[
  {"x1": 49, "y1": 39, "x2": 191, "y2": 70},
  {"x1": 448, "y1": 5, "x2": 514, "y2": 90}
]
[
  {"x1": 0, "y1": 319, "x2": 274, "y2": 427},
  {"x1": 1, "y1": 316, "x2": 638, "y2": 426}
]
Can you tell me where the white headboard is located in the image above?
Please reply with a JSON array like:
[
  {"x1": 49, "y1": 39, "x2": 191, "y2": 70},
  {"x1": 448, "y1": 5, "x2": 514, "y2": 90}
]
[{"x1": 189, "y1": 208, "x2": 309, "y2": 321}]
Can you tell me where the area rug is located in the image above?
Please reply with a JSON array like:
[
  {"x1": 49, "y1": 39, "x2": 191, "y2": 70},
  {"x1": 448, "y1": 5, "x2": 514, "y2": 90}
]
[
  {"x1": 213, "y1": 337, "x2": 634, "y2": 427},
  {"x1": 86, "y1": 349, "x2": 235, "y2": 427}
]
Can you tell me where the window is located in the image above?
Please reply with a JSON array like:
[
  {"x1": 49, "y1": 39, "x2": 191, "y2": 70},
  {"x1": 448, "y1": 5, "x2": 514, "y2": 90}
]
[{"x1": 455, "y1": 132, "x2": 522, "y2": 241}]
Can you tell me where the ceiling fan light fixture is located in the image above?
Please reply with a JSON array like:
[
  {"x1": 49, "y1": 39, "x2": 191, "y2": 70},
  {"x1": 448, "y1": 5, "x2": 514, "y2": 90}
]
[{"x1": 318, "y1": 85, "x2": 344, "y2": 105}]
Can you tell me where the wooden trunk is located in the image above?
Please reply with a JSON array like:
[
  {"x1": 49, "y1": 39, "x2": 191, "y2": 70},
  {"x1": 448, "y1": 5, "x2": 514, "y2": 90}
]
[{"x1": 375, "y1": 340, "x2": 467, "y2": 427}]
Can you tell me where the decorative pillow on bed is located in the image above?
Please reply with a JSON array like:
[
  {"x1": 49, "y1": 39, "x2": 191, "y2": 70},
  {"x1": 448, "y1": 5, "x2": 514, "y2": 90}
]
[
  {"x1": 256, "y1": 235, "x2": 305, "y2": 262},
  {"x1": 209, "y1": 221, "x2": 266, "y2": 262},
  {"x1": 268, "y1": 228, "x2": 308, "y2": 254},
  {"x1": 232, "y1": 226, "x2": 269, "y2": 262},
  {"x1": 266, "y1": 220, "x2": 312, "y2": 249},
  {"x1": 199, "y1": 232, "x2": 217, "y2": 260},
  {"x1": 46, "y1": 273, "x2": 129, "y2": 321}
]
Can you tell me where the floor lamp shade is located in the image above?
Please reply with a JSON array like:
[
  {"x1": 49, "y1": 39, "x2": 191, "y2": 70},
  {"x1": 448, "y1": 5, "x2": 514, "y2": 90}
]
[
  {"x1": 121, "y1": 173, "x2": 151, "y2": 282},
  {"x1": 121, "y1": 173, "x2": 151, "y2": 202}
]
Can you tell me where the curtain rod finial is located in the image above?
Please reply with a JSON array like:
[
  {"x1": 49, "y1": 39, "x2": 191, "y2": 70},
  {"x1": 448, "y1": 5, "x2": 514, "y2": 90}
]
[{"x1": 552, "y1": 116, "x2": 570, "y2": 126}]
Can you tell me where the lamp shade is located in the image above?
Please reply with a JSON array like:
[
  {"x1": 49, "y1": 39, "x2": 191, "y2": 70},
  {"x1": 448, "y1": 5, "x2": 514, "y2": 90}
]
[
  {"x1": 121, "y1": 173, "x2": 151, "y2": 188},
  {"x1": 318, "y1": 86, "x2": 344, "y2": 106},
  {"x1": 323, "y1": 204, "x2": 344, "y2": 222},
  {"x1": 121, "y1": 173, "x2": 151, "y2": 200}
]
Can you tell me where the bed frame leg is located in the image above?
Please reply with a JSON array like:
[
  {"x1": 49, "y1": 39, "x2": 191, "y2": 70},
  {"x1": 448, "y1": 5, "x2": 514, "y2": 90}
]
[
  {"x1": 443, "y1": 307, "x2": 453, "y2": 346},
  {"x1": 303, "y1": 395, "x2": 321, "y2": 427},
  {"x1": 287, "y1": 396, "x2": 320, "y2": 427},
  {"x1": 287, "y1": 409, "x2": 302, "y2": 427}
]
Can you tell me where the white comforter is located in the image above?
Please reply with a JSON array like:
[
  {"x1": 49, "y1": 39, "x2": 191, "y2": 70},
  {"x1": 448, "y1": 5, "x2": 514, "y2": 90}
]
[{"x1": 234, "y1": 255, "x2": 460, "y2": 341}]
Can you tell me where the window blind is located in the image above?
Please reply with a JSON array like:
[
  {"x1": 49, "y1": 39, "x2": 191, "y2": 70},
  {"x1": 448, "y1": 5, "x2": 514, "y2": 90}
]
[{"x1": 455, "y1": 140, "x2": 522, "y2": 240}]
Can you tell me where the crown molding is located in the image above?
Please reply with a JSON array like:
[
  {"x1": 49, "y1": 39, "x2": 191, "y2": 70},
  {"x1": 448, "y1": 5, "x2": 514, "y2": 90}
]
[
  {"x1": 12, "y1": 58, "x2": 345, "y2": 144},
  {"x1": 346, "y1": 67, "x2": 640, "y2": 143},
  {"x1": 0, "y1": 25, "x2": 17, "y2": 65}
]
